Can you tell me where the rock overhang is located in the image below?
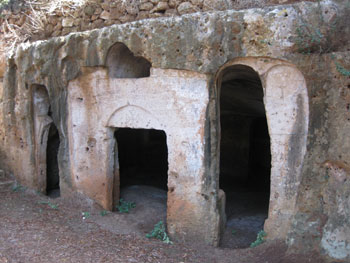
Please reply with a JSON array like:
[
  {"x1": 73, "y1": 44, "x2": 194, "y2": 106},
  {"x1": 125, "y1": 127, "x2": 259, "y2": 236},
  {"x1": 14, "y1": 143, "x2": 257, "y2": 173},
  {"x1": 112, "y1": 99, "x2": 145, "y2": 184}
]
[{"x1": 10, "y1": 0, "x2": 346, "y2": 82}]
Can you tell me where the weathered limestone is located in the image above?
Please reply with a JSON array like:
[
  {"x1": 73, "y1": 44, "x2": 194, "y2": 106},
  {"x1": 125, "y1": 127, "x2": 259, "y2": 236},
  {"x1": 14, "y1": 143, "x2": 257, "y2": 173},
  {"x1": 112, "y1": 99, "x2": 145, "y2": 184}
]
[
  {"x1": 0, "y1": 0, "x2": 349, "y2": 260},
  {"x1": 32, "y1": 85, "x2": 53, "y2": 193},
  {"x1": 0, "y1": 0, "x2": 323, "y2": 44},
  {"x1": 67, "y1": 67, "x2": 217, "y2": 243},
  {"x1": 215, "y1": 57, "x2": 309, "y2": 240},
  {"x1": 320, "y1": 161, "x2": 350, "y2": 260}
]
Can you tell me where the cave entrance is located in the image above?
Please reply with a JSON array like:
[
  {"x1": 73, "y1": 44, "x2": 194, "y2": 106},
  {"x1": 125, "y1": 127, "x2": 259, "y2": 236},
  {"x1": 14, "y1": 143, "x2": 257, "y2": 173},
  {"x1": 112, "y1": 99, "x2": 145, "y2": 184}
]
[
  {"x1": 219, "y1": 65, "x2": 271, "y2": 248},
  {"x1": 112, "y1": 128, "x2": 168, "y2": 226},
  {"x1": 46, "y1": 123, "x2": 60, "y2": 198}
]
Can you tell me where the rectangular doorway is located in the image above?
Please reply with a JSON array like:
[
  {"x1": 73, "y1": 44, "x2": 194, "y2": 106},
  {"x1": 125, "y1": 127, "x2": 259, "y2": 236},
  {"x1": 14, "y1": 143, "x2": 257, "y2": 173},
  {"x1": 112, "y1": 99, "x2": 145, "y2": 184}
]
[{"x1": 113, "y1": 128, "x2": 168, "y2": 215}]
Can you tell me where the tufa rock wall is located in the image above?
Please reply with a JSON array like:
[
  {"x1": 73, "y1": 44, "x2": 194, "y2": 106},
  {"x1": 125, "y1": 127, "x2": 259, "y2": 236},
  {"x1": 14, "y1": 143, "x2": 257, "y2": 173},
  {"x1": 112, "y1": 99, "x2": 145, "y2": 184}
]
[
  {"x1": 0, "y1": 0, "x2": 316, "y2": 44},
  {"x1": 0, "y1": 0, "x2": 350, "y2": 260}
]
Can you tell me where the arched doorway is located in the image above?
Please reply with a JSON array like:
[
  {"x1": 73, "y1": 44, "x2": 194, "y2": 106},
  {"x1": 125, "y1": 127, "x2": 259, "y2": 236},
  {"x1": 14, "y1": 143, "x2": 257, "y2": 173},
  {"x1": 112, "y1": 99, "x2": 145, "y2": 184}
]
[
  {"x1": 215, "y1": 58, "x2": 309, "y2": 246},
  {"x1": 32, "y1": 85, "x2": 61, "y2": 197},
  {"x1": 219, "y1": 65, "x2": 270, "y2": 248}
]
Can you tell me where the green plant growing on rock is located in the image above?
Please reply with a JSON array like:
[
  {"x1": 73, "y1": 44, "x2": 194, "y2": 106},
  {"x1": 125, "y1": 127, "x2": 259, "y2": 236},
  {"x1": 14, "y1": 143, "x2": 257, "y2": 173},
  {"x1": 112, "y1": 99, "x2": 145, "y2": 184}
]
[
  {"x1": 334, "y1": 61, "x2": 350, "y2": 77},
  {"x1": 330, "y1": 55, "x2": 350, "y2": 77},
  {"x1": 116, "y1": 198, "x2": 136, "y2": 213},
  {"x1": 250, "y1": 230, "x2": 267, "y2": 248},
  {"x1": 146, "y1": 221, "x2": 173, "y2": 244},
  {"x1": 292, "y1": 0, "x2": 347, "y2": 54},
  {"x1": 294, "y1": 25, "x2": 325, "y2": 54}
]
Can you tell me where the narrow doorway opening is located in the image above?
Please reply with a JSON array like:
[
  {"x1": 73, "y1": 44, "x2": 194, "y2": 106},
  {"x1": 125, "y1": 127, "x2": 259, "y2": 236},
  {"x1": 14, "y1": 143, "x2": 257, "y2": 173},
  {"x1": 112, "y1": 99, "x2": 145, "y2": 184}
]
[
  {"x1": 46, "y1": 123, "x2": 60, "y2": 198},
  {"x1": 219, "y1": 65, "x2": 271, "y2": 248},
  {"x1": 113, "y1": 128, "x2": 168, "y2": 231},
  {"x1": 33, "y1": 84, "x2": 61, "y2": 198}
]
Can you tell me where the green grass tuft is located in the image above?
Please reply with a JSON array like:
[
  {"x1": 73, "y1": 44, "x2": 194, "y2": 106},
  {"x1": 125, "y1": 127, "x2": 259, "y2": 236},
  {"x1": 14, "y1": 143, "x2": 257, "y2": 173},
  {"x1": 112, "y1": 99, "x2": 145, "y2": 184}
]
[
  {"x1": 250, "y1": 230, "x2": 267, "y2": 248},
  {"x1": 100, "y1": 210, "x2": 108, "y2": 216},
  {"x1": 146, "y1": 221, "x2": 173, "y2": 244},
  {"x1": 116, "y1": 199, "x2": 136, "y2": 213}
]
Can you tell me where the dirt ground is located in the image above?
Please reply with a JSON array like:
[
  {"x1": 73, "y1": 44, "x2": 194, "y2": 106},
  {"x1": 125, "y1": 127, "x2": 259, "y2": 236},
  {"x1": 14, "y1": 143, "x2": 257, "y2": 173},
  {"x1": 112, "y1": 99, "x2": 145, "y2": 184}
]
[{"x1": 0, "y1": 175, "x2": 326, "y2": 263}]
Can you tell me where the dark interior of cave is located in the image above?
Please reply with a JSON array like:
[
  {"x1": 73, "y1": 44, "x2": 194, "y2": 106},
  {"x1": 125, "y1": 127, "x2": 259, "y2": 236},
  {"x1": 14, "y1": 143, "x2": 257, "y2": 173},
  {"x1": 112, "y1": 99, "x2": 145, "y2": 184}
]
[
  {"x1": 220, "y1": 65, "x2": 271, "y2": 248},
  {"x1": 112, "y1": 128, "x2": 168, "y2": 230},
  {"x1": 114, "y1": 128, "x2": 168, "y2": 191},
  {"x1": 46, "y1": 123, "x2": 60, "y2": 198}
]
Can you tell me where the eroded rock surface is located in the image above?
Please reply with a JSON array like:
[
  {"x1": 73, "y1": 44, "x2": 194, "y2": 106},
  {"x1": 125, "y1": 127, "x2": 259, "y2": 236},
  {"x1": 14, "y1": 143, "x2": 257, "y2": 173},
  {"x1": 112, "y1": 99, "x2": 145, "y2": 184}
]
[{"x1": 0, "y1": 1, "x2": 349, "y2": 260}]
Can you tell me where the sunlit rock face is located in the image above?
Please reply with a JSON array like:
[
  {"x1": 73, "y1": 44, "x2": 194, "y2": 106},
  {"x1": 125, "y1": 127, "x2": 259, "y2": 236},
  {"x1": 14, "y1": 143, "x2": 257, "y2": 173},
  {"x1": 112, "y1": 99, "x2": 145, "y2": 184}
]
[{"x1": 0, "y1": 1, "x2": 350, "y2": 260}]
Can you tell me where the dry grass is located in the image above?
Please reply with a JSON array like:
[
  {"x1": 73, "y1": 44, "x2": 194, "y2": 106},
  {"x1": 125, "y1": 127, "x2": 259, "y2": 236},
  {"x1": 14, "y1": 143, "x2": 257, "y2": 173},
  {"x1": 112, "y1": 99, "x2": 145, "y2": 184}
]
[
  {"x1": 0, "y1": 0, "x2": 322, "y2": 53},
  {"x1": 1, "y1": 0, "x2": 92, "y2": 52},
  {"x1": 26, "y1": 0, "x2": 92, "y2": 16}
]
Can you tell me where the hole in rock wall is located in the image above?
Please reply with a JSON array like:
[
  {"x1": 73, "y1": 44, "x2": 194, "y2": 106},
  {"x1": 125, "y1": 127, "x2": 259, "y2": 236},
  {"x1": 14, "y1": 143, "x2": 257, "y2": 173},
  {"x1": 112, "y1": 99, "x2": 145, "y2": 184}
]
[
  {"x1": 46, "y1": 123, "x2": 60, "y2": 198},
  {"x1": 106, "y1": 42, "x2": 151, "y2": 78},
  {"x1": 219, "y1": 65, "x2": 271, "y2": 248},
  {"x1": 32, "y1": 84, "x2": 61, "y2": 198},
  {"x1": 113, "y1": 128, "x2": 168, "y2": 231}
]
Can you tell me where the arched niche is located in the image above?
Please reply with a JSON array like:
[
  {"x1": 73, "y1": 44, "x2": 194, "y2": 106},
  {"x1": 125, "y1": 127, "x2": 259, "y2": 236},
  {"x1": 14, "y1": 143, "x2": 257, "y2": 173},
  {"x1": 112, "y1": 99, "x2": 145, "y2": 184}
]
[
  {"x1": 215, "y1": 57, "x2": 309, "y2": 242},
  {"x1": 105, "y1": 42, "x2": 151, "y2": 78},
  {"x1": 32, "y1": 84, "x2": 61, "y2": 197},
  {"x1": 106, "y1": 105, "x2": 162, "y2": 130}
]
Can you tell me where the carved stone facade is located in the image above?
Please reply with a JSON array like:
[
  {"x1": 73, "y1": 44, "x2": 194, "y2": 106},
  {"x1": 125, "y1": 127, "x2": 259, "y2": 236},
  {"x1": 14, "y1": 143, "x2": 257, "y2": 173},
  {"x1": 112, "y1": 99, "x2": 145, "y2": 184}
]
[
  {"x1": 67, "y1": 66, "x2": 212, "y2": 242},
  {"x1": 0, "y1": 0, "x2": 350, "y2": 261}
]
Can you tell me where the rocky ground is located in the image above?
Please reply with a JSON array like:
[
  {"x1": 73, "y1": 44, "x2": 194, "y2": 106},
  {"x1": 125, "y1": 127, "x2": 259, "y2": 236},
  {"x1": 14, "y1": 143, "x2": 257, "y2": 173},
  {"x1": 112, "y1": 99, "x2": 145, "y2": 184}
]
[{"x1": 0, "y1": 174, "x2": 326, "y2": 263}]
